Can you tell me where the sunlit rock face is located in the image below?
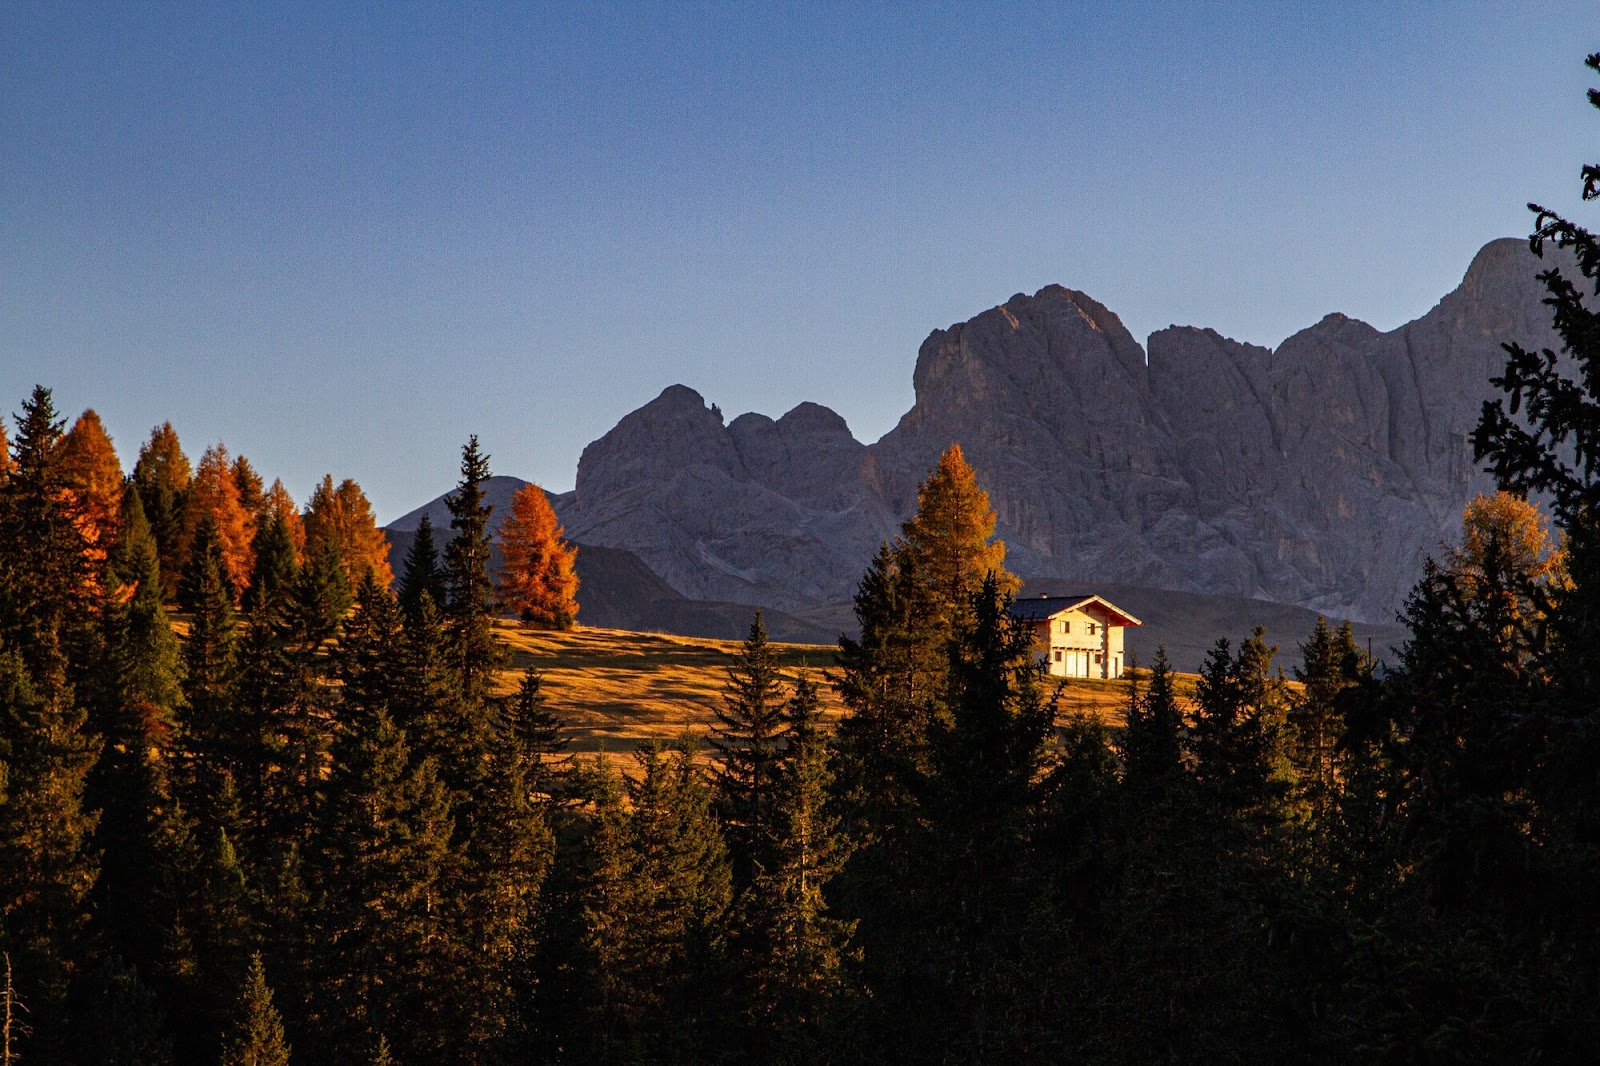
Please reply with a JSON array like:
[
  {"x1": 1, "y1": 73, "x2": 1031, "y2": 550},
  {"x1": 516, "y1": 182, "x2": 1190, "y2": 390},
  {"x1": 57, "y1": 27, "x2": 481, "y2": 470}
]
[{"x1": 556, "y1": 238, "x2": 1563, "y2": 621}]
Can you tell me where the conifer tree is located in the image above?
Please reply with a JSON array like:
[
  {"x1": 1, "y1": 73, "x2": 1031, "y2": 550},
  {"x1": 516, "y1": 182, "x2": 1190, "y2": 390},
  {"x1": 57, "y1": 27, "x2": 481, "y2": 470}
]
[
  {"x1": 442, "y1": 436, "x2": 505, "y2": 713},
  {"x1": 397, "y1": 512, "x2": 446, "y2": 618},
  {"x1": 132, "y1": 421, "x2": 192, "y2": 602},
  {"x1": 503, "y1": 668, "x2": 571, "y2": 803},
  {"x1": 177, "y1": 514, "x2": 244, "y2": 839},
  {"x1": 495, "y1": 482, "x2": 579, "y2": 629},
  {"x1": 389, "y1": 593, "x2": 462, "y2": 780},
  {"x1": 0, "y1": 421, "x2": 11, "y2": 484},
  {"x1": 234, "y1": 512, "x2": 302, "y2": 847},
  {"x1": 578, "y1": 741, "x2": 731, "y2": 1057},
  {"x1": 0, "y1": 386, "x2": 94, "y2": 693},
  {"x1": 0, "y1": 641, "x2": 100, "y2": 1059},
  {"x1": 96, "y1": 482, "x2": 185, "y2": 744},
  {"x1": 91, "y1": 485, "x2": 196, "y2": 989},
  {"x1": 832, "y1": 542, "x2": 945, "y2": 833},
  {"x1": 878, "y1": 575, "x2": 1054, "y2": 1060},
  {"x1": 302, "y1": 474, "x2": 393, "y2": 590},
  {"x1": 232, "y1": 455, "x2": 265, "y2": 522},
  {"x1": 1189, "y1": 628, "x2": 1290, "y2": 819},
  {"x1": 181, "y1": 443, "x2": 255, "y2": 594},
  {"x1": 219, "y1": 953, "x2": 291, "y2": 1066},
  {"x1": 728, "y1": 675, "x2": 855, "y2": 1051},
  {"x1": 336, "y1": 572, "x2": 406, "y2": 720},
  {"x1": 312, "y1": 705, "x2": 452, "y2": 1062},
  {"x1": 1289, "y1": 618, "x2": 1364, "y2": 822},
  {"x1": 1120, "y1": 647, "x2": 1185, "y2": 785},
  {"x1": 710, "y1": 611, "x2": 790, "y2": 882},
  {"x1": 444, "y1": 733, "x2": 554, "y2": 1060},
  {"x1": 835, "y1": 447, "x2": 1014, "y2": 839}
]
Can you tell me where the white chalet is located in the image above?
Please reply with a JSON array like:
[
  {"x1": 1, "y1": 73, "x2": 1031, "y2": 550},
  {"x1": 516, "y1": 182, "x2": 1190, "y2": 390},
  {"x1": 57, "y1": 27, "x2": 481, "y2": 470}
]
[{"x1": 1009, "y1": 594, "x2": 1143, "y2": 680}]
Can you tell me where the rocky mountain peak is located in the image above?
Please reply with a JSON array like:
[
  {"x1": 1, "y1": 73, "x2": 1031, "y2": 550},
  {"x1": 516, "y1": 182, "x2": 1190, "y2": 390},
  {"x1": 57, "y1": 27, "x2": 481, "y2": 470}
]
[{"x1": 547, "y1": 237, "x2": 1560, "y2": 623}]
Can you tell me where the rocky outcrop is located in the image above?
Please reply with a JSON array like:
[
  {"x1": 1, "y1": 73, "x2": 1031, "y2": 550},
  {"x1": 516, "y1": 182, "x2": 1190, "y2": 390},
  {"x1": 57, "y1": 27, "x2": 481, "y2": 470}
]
[
  {"x1": 531, "y1": 237, "x2": 1569, "y2": 622},
  {"x1": 555, "y1": 386, "x2": 896, "y2": 609}
]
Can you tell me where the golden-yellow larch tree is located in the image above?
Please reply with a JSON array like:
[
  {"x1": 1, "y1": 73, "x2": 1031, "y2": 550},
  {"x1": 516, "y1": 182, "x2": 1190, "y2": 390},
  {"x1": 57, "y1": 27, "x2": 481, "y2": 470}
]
[
  {"x1": 58, "y1": 408, "x2": 125, "y2": 573},
  {"x1": 899, "y1": 442, "x2": 1018, "y2": 619},
  {"x1": 181, "y1": 443, "x2": 255, "y2": 593},
  {"x1": 495, "y1": 483, "x2": 579, "y2": 629},
  {"x1": 261, "y1": 478, "x2": 307, "y2": 563},
  {"x1": 1448, "y1": 491, "x2": 1566, "y2": 588},
  {"x1": 302, "y1": 475, "x2": 394, "y2": 589}
]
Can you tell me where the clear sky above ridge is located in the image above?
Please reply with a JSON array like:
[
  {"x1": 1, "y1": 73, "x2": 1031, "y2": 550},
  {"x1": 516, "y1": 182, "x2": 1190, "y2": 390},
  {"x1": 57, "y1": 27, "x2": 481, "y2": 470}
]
[{"x1": 3, "y1": 1, "x2": 1596, "y2": 522}]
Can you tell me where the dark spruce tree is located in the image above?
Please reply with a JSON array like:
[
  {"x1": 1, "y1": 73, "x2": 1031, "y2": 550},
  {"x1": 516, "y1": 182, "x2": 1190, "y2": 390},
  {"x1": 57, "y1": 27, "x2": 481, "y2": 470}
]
[
  {"x1": 310, "y1": 702, "x2": 453, "y2": 1063},
  {"x1": 176, "y1": 512, "x2": 245, "y2": 841},
  {"x1": 443, "y1": 435, "x2": 505, "y2": 716},
  {"x1": 710, "y1": 610, "x2": 790, "y2": 885},
  {"x1": 726, "y1": 674, "x2": 856, "y2": 1060},
  {"x1": 1119, "y1": 646, "x2": 1185, "y2": 786},
  {"x1": 397, "y1": 510, "x2": 447, "y2": 619}
]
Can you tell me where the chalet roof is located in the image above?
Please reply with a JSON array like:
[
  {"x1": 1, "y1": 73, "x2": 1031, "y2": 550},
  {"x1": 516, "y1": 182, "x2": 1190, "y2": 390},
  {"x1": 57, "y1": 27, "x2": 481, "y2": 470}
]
[{"x1": 1008, "y1": 594, "x2": 1143, "y2": 628}]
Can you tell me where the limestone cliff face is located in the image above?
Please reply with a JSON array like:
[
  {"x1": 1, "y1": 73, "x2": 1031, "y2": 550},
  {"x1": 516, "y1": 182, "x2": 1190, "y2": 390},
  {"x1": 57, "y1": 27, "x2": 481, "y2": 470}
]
[
  {"x1": 557, "y1": 385, "x2": 895, "y2": 609},
  {"x1": 554, "y1": 237, "x2": 1565, "y2": 621}
]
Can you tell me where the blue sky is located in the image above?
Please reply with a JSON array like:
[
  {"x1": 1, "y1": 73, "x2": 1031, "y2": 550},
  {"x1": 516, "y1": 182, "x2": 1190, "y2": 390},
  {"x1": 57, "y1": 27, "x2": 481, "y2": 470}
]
[{"x1": 3, "y1": 2, "x2": 1595, "y2": 521}]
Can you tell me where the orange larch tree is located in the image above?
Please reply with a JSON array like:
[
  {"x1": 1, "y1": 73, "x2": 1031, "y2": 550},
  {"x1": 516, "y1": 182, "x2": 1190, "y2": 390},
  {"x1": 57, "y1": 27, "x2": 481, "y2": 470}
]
[
  {"x1": 495, "y1": 483, "x2": 579, "y2": 629},
  {"x1": 261, "y1": 478, "x2": 307, "y2": 563},
  {"x1": 58, "y1": 409, "x2": 125, "y2": 574},
  {"x1": 302, "y1": 475, "x2": 394, "y2": 589},
  {"x1": 899, "y1": 442, "x2": 1017, "y2": 616},
  {"x1": 181, "y1": 443, "x2": 255, "y2": 594}
]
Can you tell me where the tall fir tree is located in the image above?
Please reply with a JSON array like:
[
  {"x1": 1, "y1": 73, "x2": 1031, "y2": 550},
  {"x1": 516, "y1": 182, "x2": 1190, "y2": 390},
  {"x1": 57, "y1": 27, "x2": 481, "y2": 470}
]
[
  {"x1": 726, "y1": 675, "x2": 855, "y2": 1057},
  {"x1": 311, "y1": 704, "x2": 453, "y2": 1063},
  {"x1": 0, "y1": 646, "x2": 101, "y2": 1062},
  {"x1": 231, "y1": 455, "x2": 265, "y2": 525},
  {"x1": 442, "y1": 436, "x2": 505, "y2": 715},
  {"x1": 219, "y1": 953, "x2": 292, "y2": 1066},
  {"x1": 898, "y1": 442, "x2": 1018, "y2": 624},
  {"x1": 1289, "y1": 618, "x2": 1365, "y2": 824},
  {"x1": 503, "y1": 669, "x2": 572, "y2": 804},
  {"x1": 1120, "y1": 647, "x2": 1185, "y2": 785},
  {"x1": 397, "y1": 511, "x2": 447, "y2": 619},
  {"x1": 710, "y1": 611, "x2": 790, "y2": 884},
  {"x1": 574, "y1": 742, "x2": 731, "y2": 1060},
  {"x1": 177, "y1": 513, "x2": 245, "y2": 842},
  {"x1": 259, "y1": 479, "x2": 306, "y2": 564},
  {"x1": 0, "y1": 386, "x2": 94, "y2": 694}
]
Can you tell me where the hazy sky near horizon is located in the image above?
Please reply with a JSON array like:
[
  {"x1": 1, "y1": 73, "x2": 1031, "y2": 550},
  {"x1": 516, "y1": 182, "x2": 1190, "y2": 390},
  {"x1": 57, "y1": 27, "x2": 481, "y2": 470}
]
[{"x1": 3, "y1": 2, "x2": 1596, "y2": 522}]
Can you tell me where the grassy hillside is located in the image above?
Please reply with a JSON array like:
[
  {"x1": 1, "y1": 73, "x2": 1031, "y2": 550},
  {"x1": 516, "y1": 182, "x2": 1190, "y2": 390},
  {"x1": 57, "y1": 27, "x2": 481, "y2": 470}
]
[{"x1": 494, "y1": 621, "x2": 1145, "y2": 756}]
